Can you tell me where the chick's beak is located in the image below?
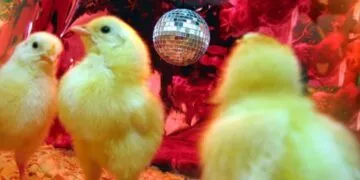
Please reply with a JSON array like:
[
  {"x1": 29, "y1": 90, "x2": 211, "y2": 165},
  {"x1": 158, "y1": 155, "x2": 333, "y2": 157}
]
[
  {"x1": 69, "y1": 25, "x2": 90, "y2": 36},
  {"x1": 41, "y1": 45, "x2": 57, "y2": 63},
  {"x1": 40, "y1": 55, "x2": 55, "y2": 63}
]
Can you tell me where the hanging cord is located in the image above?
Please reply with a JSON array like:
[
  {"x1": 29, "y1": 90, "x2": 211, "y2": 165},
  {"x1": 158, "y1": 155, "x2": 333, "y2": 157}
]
[{"x1": 180, "y1": 0, "x2": 196, "y2": 10}]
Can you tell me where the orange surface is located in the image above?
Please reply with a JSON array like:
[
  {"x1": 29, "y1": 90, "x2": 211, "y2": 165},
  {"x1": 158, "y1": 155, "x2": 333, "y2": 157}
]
[{"x1": 0, "y1": 146, "x2": 189, "y2": 180}]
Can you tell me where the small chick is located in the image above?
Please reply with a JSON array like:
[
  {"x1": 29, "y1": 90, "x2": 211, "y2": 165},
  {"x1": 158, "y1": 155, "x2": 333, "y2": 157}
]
[
  {"x1": 58, "y1": 16, "x2": 164, "y2": 180},
  {"x1": 200, "y1": 33, "x2": 360, "y2": 180},
  {"x1": 0, "y1": 32, "x2": 63, "y2": 179}
]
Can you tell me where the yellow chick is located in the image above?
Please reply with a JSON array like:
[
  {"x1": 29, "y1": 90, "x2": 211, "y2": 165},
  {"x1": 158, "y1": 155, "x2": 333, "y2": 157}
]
[
  {"x1": 0, "y1": 32, "x2": 63, "y2": 179},
  {"x1": 58, "y1": 16, "x2": 164, "y2": 180},
  {"x1": 200, "y1": 33, "x2": 360, "y2": 180}
]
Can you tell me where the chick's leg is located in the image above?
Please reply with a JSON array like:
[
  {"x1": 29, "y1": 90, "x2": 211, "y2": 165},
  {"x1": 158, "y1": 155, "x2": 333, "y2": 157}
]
[
  {"x1": 74, "y1": 143, "x2": 102, "y2": 180},
  {"x1": 15, "y1": 123, "x2": 52, "y2": 180},
  {"x1": 107, "y1": 148, "x2": 142, "y2": 180},
  {"x1": 15, "y1": 159, "x2": 26, "y2": 180},
  {"x1": 111, "y1": 165, "x2": 139, "y2": 180},
  {"x1": 15, "y1": 148, "x2": 35, "y2": 180},
  {"x1": 78, "y1": 158, "x2": 101, "y2": 180}
]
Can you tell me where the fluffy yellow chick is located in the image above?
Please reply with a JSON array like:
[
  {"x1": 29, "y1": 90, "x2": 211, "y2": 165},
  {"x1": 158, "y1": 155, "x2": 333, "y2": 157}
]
[
  {"x1": 200, "y1": 33, "x2": 360, "y2": 180},
  {"x1": 0, "y1": 32, "x2": 63, "y2": 179},
  {"x1": 58, "y1": 16, "x2": 164, "y2": 180}
]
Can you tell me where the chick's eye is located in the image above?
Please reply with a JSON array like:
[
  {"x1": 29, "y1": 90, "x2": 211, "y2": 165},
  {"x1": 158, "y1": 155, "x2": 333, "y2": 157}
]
[
  {"x1": 32, "y1": 42, "x2": 39, "y2": 49},
  {"x1": 101, "y1": 26, "x2": 111, "y2": 34}
]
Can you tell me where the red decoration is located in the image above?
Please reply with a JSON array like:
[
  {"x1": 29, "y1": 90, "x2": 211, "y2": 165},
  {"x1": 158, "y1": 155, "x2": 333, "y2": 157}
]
[
  {"x1": 0, "y1": 0, "x2": 39, "y2": 63},
  {"x1": 295, "y1": 32, "x2": 346, "y2": 87},
  {"x1": 219, "y1": 3, "x2": 258, "y2": 40},
  {"x1": 199, "y1": 45, "x2": 228, "y2": 67},
  {"x1": 219, "y1": 0, "x2": 301, "y2": 43},
  {"x1": 312, "y1": 83, "x2": 360, "y2": 123}
]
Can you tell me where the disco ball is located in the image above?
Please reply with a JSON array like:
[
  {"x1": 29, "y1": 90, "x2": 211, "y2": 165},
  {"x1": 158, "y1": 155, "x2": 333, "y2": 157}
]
[{"x1": 153, "y1": 9, "x2": 210, "y2": 66}]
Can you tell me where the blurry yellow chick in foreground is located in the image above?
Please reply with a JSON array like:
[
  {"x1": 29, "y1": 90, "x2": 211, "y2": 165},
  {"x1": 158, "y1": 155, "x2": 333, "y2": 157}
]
[
  {"x1": 0, "y1": 32, "x2": 62, "y2": 179},
  {"x1": 58, "y1": 16, "x2": 164, "y2": 180},
  {"x1": 200, "y1": 33, "x2": 360, "y2": 180}
]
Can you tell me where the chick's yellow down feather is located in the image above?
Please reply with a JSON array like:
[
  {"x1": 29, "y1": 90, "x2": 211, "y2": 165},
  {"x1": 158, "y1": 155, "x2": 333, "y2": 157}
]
[
  {"x1": 200, "y1": 33, "x2": 360, "y2": 180},
  {"x1": 0, "y1": 32, "x2": 63, "y2": 179},
  {"x1": 58, "y1": 16, "x2": 164, "y2": 180}
]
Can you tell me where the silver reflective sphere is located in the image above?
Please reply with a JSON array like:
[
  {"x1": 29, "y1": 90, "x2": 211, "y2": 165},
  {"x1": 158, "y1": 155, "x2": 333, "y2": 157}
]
[{"x1": 153, "y1": 9, "x2": 210, "y2": 66}]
